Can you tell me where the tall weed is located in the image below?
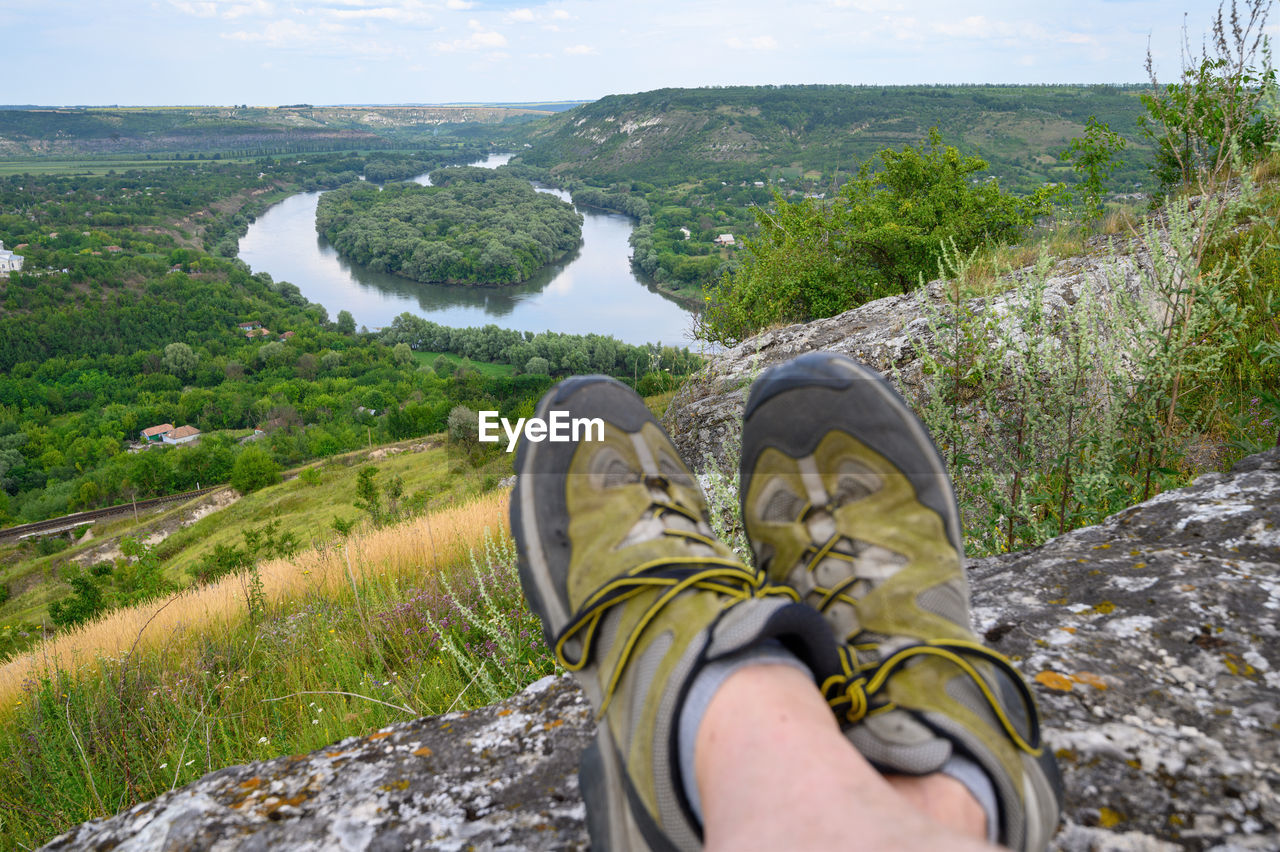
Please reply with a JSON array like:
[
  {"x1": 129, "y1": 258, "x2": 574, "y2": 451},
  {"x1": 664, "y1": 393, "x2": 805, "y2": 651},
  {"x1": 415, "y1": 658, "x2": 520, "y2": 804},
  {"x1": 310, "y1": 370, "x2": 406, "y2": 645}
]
[{"x1": 913, "y1": 184, "x2": 1261, "y2": 553}]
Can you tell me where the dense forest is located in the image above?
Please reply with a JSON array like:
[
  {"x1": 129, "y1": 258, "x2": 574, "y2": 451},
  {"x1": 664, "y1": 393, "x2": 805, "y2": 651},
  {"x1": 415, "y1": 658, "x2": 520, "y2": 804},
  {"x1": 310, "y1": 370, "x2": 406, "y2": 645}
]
[
  {"x1": 0, "y1": 159, "x2": 691, "y2": 528},
  {"x1": 378, "y1": 313, "x2": 702, "y2": 380},
  {"x1": 316, "y1": 168, "x2": 582, "y2": 285}
]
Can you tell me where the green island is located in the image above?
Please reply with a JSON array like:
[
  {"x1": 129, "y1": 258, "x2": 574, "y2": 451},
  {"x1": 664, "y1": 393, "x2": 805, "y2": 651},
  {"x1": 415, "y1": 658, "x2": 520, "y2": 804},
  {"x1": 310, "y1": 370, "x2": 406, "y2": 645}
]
[{"x1": 315, "y1": 168, "x2": 582, "y2": 285}]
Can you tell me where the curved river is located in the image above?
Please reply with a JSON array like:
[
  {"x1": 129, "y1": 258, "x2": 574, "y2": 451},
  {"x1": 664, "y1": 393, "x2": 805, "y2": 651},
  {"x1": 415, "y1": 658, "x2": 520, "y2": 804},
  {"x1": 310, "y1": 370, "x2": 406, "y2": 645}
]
[{"x1": 237, "y1": 154, "x2": 697, "y2": 346}]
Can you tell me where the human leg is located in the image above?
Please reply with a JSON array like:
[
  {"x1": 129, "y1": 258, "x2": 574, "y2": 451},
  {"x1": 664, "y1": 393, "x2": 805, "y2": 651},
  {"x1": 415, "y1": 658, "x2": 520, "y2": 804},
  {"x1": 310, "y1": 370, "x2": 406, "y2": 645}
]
[
  {"x1": 693, "y1": 661, "x2": 996, "y2": 852},
  {"x1": 738, "y1": 351, "x2": 1063, "y2": 851},
  {"x1": 511, "y1": 375, "x2": 842, "y2": 850}
]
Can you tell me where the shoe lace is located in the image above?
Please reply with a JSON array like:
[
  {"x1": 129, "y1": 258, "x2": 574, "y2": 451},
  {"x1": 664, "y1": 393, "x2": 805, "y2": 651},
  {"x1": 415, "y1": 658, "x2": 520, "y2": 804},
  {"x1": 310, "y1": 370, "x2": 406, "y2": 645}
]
[
  {"x1": 792, "y1": 500, "x2": 1044, "y2": 758},
  {"x1": 553, "y1": 481, "x2": 798, "y2": 717},
  {"x1": 821, "y1": 640, "x2": 1045, "y2": 757},
  {"x1": 793, "y1": 499, "x2": 899, "y2": 624}
]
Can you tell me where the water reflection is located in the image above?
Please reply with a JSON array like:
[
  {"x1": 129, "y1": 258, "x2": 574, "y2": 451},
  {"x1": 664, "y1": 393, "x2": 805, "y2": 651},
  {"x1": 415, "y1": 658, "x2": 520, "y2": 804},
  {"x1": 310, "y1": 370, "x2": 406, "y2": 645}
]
[{"x1": 238, "y1": 153, "x2": 697, "y2": 345}]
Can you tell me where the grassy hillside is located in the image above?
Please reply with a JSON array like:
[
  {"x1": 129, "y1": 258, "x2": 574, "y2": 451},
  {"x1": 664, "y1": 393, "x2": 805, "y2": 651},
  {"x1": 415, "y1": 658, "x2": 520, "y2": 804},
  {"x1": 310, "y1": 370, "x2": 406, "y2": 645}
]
[
  {"x1": 518, "y1": 83, "x2": 1154, "y2": 194},
  {"x1": 0, "y1": 439, "x2": 510, "y2": 645},
  {"x1": 0, "y1": 484, "x2": 549, "y2": 848}
]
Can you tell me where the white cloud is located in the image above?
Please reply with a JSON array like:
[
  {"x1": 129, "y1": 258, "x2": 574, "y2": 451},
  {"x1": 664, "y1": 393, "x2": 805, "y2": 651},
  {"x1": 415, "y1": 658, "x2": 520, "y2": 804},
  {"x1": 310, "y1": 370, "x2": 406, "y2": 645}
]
[
  {"x1": 726, "y1": 35, "x2": 777, "y2": 50},
  {"x1": 322, "y1": 2, "x2": 433, "y2": 25},
  {"x1": 550, "y1": 9, "x2": 571, "y2": 19},
  {"x1": 444, "y1": 0, "x2": 474, "y2": 8},
  {"x1": 223, "y1": 18, "x2": 317, "y2": 45},
  {"x1": 222, "y1": 0, "x2": 273, "y2": 19},
  {"x1": 507, "y1": 8, "x2": 536, "y2": 22},
  {"x1": 169, "y1": 0, "x2": 219, "y2": 17},
  {"x1": 432, "y1": 21, "x2": 508, "y2": 51},
  {"x1": 930, "y1": 15, "x2": 1052, "y2": 43},
  {"x1": 564, "y1": 43, "x2": 596, "y2": 55}
]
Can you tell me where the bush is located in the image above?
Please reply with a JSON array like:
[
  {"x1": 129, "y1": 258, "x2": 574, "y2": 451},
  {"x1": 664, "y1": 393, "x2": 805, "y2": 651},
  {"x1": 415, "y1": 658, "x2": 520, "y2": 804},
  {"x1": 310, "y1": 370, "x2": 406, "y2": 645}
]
[
  {"x1": 230, "y1": 446, "x2": 281, "y2": 494},
  {"x1": 48, "y1": 574, "x2": 105, "y2": 628},
  {"x1": 698, "y1": 129, "x2": 1056, "y2": 345},
  {"x1": 1139, "y1": 0, "x2": 1277, "y2": 191}
]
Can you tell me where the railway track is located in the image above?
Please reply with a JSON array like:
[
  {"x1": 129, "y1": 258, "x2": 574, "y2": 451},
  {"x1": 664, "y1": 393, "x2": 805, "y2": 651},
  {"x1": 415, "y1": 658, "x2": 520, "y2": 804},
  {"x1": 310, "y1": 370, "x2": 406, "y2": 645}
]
[{"x1": 0, "y1": 487, "x2": 225, "y2": 542}]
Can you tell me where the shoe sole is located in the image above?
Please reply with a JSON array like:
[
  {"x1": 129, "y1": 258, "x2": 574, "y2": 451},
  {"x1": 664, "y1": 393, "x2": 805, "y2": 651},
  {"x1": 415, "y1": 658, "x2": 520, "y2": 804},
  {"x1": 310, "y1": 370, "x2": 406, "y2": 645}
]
[{"x1": 739, "y1": 351, "x2": 963, "y2": 554}]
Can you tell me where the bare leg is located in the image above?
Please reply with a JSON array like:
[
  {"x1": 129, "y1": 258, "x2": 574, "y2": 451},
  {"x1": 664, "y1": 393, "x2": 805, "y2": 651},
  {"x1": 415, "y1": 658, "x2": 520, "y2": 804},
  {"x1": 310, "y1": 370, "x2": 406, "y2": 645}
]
[{"x1": 696, "y1": 663, "x2": 997, "y2": 852}]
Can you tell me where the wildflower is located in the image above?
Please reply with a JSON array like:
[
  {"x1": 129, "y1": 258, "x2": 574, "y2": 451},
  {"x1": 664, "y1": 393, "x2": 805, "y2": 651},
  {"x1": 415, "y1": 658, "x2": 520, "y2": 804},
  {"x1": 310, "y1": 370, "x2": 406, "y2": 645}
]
[
  {"x1": 159, "y1": 763, "x2": 168, "y2": 769},
  {"x1": 312, "y1": 719, "x2": 319, "y2": 725},
  {"x1": 185, "y1": 760, "x2": 194, "y2": 766},
  {"x1": 258, "y1": 737, "x2": 269, "y2": 744}
]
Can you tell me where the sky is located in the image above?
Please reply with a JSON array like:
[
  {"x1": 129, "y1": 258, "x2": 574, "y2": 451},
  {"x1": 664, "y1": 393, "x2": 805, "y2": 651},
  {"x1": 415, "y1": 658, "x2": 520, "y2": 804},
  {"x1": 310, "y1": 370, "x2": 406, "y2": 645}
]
[{"x1": 8, "y1": 0, "x2": 1270, "y2": 106}]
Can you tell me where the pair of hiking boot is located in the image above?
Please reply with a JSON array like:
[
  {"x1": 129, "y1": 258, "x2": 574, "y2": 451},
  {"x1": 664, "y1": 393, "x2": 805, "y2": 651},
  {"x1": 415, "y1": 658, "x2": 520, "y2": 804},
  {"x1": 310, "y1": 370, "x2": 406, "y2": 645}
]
[{"x1": 510, "y1": 352, "x2": 1062, "y2": 851}]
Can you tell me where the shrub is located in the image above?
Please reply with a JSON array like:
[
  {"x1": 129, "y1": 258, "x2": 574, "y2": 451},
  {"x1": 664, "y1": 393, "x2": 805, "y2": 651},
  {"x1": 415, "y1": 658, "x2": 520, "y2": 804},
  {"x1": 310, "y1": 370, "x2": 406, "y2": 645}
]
[
  {"x1": 230, "y1": 446, "x2": 281, "y2": 494},
  {"x1": 697, "y1": 129, "x2": 1057, "y2": 345}
]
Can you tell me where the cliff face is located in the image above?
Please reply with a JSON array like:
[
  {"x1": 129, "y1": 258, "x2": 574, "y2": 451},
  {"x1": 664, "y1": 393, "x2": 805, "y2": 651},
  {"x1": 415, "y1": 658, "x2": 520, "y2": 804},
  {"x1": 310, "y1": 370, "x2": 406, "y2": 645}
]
[{"x1": 42, "y1": 449, "x2": 1279, "y2": 851}]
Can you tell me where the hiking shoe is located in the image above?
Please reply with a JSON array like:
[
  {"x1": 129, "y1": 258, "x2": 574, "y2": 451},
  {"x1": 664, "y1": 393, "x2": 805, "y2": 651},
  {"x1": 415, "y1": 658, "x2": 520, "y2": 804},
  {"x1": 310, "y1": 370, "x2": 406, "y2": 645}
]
[
  {"x1": 512, "y1": 375, "x2": 840, "y2": 851},
  {"x1": 739, "y1": 352, "x2": 1063, "y2": 851}
]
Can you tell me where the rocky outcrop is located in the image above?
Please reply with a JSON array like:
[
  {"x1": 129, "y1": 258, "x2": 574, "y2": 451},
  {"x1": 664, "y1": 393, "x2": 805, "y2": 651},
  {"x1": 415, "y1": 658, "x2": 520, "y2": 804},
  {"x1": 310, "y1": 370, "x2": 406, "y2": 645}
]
[
  {"x1": 42, "y1": 675, "x2": 594, "y2": 851},
  {"x1": 43, "y1": 451, "x2": 1279, "y2": 851},
  {"x1": 971, "y1": 448, "x2": 1279, "y2": 851},
  {"x1": 663, "y1": 245, "x2": 1158, "y2": 473}
]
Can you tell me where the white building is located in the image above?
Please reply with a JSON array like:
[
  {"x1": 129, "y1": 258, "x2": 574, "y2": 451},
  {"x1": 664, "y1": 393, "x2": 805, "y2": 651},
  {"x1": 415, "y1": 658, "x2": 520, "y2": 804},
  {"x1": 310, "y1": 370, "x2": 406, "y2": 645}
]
[
  {"x1": 161, "y1": 425, "x2": 202, "y2": 445},
  {"x1": 0, "y1": 241, "x2": 23, "y2": 275}
]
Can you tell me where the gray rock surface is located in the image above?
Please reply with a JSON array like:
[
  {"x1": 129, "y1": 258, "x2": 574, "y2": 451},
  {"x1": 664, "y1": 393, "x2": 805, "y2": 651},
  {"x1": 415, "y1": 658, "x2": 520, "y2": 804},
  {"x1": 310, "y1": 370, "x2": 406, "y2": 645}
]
[
  {"x1": 971, "y1": 448, "x2": 1280, "y2": 851},
  {"x1": 43, "y1": 450, "x2": 1278, "y2": 851}
]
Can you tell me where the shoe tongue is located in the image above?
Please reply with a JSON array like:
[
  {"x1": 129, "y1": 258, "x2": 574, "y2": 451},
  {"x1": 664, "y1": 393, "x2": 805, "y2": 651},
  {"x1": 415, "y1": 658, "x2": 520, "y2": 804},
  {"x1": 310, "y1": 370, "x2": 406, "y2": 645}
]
[{"x1": 616, "y1": 492, "x2": 716, "y2": 556}]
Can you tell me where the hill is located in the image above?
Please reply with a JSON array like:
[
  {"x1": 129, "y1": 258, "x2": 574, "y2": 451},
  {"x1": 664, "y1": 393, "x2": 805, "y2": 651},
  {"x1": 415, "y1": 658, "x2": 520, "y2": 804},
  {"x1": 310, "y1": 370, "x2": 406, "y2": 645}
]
[
  {"x1": 0, "y1": 105, "x2": 548, "y2": 159},
  {"x1": 517, "y1": 84, "x2": 1155, "y2": 194}
]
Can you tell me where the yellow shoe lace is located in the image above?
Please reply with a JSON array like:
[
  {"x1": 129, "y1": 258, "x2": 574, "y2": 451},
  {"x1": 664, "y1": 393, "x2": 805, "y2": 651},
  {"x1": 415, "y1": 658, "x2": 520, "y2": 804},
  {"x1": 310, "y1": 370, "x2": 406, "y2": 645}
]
[
  {"x1": 553, "y1": 498, "x2": 797, "y2": 717},
  {"x1": 822, "y1": 640, "x2": 1045, "y2": 757}
]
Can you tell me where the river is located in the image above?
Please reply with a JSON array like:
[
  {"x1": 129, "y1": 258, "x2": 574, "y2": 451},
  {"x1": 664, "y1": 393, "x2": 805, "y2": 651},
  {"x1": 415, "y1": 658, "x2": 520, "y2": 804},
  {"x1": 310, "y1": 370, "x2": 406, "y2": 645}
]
[{"x1": 236, "y1": 153, "x2": 698, "y2": 347}]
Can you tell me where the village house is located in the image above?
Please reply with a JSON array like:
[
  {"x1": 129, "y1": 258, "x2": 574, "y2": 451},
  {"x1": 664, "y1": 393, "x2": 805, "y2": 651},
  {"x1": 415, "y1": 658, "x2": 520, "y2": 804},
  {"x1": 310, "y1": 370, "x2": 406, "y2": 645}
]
[
  {"x1": 0, "y1": 241, "x2": 24, "y2": 275},
  {"x1": 140, "y1": 423, "x2": 175, "y2": 443},
  {"x1": 713, "y1": 234, "x2": 736, "y2": 247},
  {"x1": 162, "y1": 425, "x2": 202, "y2": 445}
]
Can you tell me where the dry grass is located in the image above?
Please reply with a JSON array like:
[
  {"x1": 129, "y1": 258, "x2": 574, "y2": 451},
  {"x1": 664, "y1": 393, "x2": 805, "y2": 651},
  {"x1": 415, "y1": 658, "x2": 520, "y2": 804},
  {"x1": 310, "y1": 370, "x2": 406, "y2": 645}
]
[
  {"x1": 1100, "y1": 206, "x2": 1140, "y2": 235},
  {"x1": 1252, "y1": 151, "x2": 1280, "y2": 185},
  {"x1": 0, "y1": 490, "x2": 510, "y2": 710}
]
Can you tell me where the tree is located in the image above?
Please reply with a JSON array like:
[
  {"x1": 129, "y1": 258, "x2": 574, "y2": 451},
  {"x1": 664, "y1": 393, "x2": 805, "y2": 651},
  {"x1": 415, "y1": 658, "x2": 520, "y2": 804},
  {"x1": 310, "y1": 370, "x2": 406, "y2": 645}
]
[
  {"x1": 1139, "y1": 0, "x2": 1277, "y2": 191},
  {"x1": 231, "y1": 446, "x2": 280, "y2": 493},
  {"x1": 1060, "y1": 116, "x2": 1127, "y2": 221},
  {"x1": 336, "y1": 310, "x2": 356, "y2": 335},
  {"x1": 354, "y1": 466, "x2": 382, "y2": 524},
  {"x1": 698, "y1": 129, "x2": 1056, "y2": 345},
  {"x1": 162, "y1": 341, "x2": 198, "y2": 377}
]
